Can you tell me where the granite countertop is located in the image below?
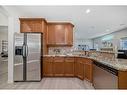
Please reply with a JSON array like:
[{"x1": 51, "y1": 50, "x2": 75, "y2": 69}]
[
  {"x1": 87, "y1": 57, "x2": 127, "y2": 71},
  {"x1": 44, "y1": 55, "x2": 127, "y2": 71}
]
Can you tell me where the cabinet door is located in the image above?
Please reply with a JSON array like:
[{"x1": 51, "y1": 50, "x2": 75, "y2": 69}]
[
  {"x1": 20, "y1": 20, "x2": 43, "y2": 33},
  {"x1": 54, "y1": 25, "x2": 65, "y2": 44},
  {"x1": 65, "y1": 25, "x2": 73, "y2": 45},
  {"x1": 43, "y1": 57, "x2": 53, "y2": 76},
  {"x1": 47, "y1": 25, "x2": 56, "y2": 44},
  {"x1": 53, "y1": 62, "x2": 64, "y2": 76},
  {"x1": 53, "y1": 57, "x2": 64, "y2": 76},
  {"x1": 75, "y1": 58, "x2": 84, "y2": 80},
  {"x1": 64, "y1": 58, "x2": 74, "y2": 76},
  {"x1": 84, "y1": 60, "x2": 93, "y2": 82},
  {"x1": 33, "y1": 21, "x2": 42, "y2": 32},
  {"x1": 74, "y1": 59, "x2": 80, "y2": 77},
  {"x1": 21, "y1": 21, "x2": 33, "y2": 32},
  {"x1": 78, "y1": 62, "x2": 84, "y2": 80}
]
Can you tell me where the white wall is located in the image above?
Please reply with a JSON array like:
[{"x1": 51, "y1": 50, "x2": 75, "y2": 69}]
[
  {"x1": 93, "y1": 28, "x2": 127, "y2": 50},
  {"x1": 0, "y1": 12, "x2": 8, "y2": 26},
  {"x1": 8, "y1": 17, "x2": 20, "y2": 83},
  {"x1": 0, "y1": 27, "x2": 8, "y2": 53}
]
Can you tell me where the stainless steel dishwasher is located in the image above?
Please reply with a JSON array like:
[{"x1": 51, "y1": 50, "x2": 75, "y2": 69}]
[{"x1": 93, "y1": 61, "x2": 118, "y2": 89}]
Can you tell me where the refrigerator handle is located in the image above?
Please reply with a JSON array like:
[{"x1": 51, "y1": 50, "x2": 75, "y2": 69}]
[
  {"x1": 22, "y1": 44, "x2": 26, "y2": 57},
  {"x1": 26, "y1": 45, "x2": 28, "y2": 57}
]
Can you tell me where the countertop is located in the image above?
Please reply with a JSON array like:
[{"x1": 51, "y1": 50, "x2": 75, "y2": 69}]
[{"x1": 43, "y1": 55, "x2": 127, "y2": 71}]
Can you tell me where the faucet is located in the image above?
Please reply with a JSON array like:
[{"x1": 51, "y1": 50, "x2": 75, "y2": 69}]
[{"x1": 84, "y1": 45, "x2": 89, "y2": 56}]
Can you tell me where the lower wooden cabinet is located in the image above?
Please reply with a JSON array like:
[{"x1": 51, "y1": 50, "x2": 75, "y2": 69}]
[
  {"x1": 74, "y1": 58, "x2": 79, "y2": 77},
  {"x1": 78, "y1": 62, "x2": 84, "y2": 80},
  {"x1": 43, "y1": 56, "x2": 93, "y2": 82},
  {"x1": 84, "y1": 59, "x2": 93, "y2": 82},
  {"x1": 53, "y1": 62, "x2": 64, "y2": 76},
  {"x1": 53, "y1": 57, "x2": 64, "y2": 76},
  {"x1": 74, "y1": 58, "x2": 84, "y2": 80},
  {"x1": 74, "y1": 58, "x2": 93, "y2": 81},
  {"x1": 43, "y1": 57, "x2": 53, "y2": 76},
  {"x1": 64, "y1": 57, "x2": 74, "y2": 76}
]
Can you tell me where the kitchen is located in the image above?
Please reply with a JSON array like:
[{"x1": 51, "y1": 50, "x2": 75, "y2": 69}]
[{"x1": 0, "y1": 6, "x2": 127, "y2": 89}]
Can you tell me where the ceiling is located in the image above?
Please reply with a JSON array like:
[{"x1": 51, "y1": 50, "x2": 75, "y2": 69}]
[{"x1": 3, "y1": 6, "x2": 127, "y2": 39}]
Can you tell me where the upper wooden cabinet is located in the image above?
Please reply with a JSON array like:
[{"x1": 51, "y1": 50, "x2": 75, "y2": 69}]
[
  {"x1": 19, "y1": 18, "x2": 47, "y2": 33},
  {"x1": 47, "y1": 22, "x2": 74, "y2": 46}
]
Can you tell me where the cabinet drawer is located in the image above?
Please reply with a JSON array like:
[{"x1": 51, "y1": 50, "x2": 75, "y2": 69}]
[
  {"x1": 43, "y1": 57, "x2": 53, "y2": 62},
  {"x1": 54, "y1": 57, "x2": 64, "y2": 62},
  {"x1": 77, "y1": 58, "x2": 84, "y2": 63},
  {"x1": 65, "y1": 57, "x2": 74, "y2": 62}
]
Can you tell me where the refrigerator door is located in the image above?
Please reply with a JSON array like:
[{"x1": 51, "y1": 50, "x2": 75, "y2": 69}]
[
  {"x1": 26, "y1": 33, "x2": 41, "y2": 81},
  {"x1": 14, "y1": 33, "x2": 24, "y2": 81}
]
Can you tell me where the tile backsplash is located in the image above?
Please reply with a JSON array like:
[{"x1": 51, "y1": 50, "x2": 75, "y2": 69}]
[{"x1": 48, "y1": 47, "x2": 73, "y2": 55}]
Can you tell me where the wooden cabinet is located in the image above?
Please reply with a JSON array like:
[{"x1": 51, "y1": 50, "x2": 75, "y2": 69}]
[
  {"x1": 43, "y1": 57, "x2": 53, "y2": 76},
  {"x1": 19, "y1": 18, "x2": 48, "y2": 55},
  {"x1": 19, "y1": 18, "x2": 47, "y2": 33},
  {"x1": 53, "y1": 57, "x2": 64, "y2": 76},
  {"x1": 74, "y1": 57, "x2": 80, "y2": 77},
  {"x1": 43, "y1": 56, "x2": 93, "y2": 82},
  {"x1": 84, "y1": 59, "x2": 93, "y2": 82},
  {"x1": 47, "y1": 23, "x2": 74, "y2": 46},
  {"x1": 46, "y1": 24, "x2": 56, "y2": 45},
  {"x1": 79, "y1": 62, "x2": 84, "y2": 80},
  {"x1": 42, "y1": 20, "x2": 48, "y2": 54},
  {"x1": 74, "y1": 58, "x2": 93, "y2": 81},
  {"x1": 76, "y1": 58, "x2": 84, "y2": 80},
  {"x1": 64, "y1": 57, "x2": 74, "y2": 76},
  {"x1": 54, "y1": 25, "x2": 65, "y2": 45},
  {"x1": 65, "y1": 25, "x2": 73, "y2": 45},
  {"x1": 74, "y1": 58, "x2": 84, "y2": 80}
]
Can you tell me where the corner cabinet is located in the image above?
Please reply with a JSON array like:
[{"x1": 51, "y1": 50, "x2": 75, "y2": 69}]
[
  {"x1": 47, "y1": 23, "x2": 74, "y2": 46},
  {"x1": 19, "y1": 18, "x2": 47, "y2": 33},
  {"x1": 74, "y1": 57, "x2": 93, "y2": 81}
]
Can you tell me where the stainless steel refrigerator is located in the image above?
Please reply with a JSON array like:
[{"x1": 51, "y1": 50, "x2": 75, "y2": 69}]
[{"x1": 14, "y1": 33, "x2": 42, "y2": 82}]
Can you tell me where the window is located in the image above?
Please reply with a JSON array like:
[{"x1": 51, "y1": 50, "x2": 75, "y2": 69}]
[{"x1": 120, "y1": 37, "x2": 127, "y2": 50}]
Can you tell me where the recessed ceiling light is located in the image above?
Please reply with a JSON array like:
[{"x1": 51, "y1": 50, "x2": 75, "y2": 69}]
[{"x1": 86, "y1": 9, "x2": 91, "y2": 14}]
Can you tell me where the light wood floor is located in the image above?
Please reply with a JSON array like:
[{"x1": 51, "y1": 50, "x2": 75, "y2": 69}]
[
  {"x1": 0, "y1": 77, "x2": 94, "y2": 89},
  {"x1": 0, "y1": 57, "x2": 94, "y2": 89}
]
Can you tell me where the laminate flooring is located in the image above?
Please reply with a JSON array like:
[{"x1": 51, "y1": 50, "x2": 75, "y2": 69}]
[{"x1": 0, "y1": 77, "x2": 94, "y2": 89}]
